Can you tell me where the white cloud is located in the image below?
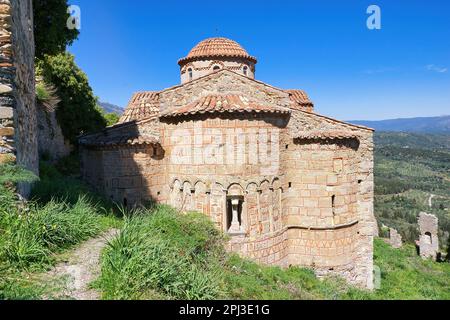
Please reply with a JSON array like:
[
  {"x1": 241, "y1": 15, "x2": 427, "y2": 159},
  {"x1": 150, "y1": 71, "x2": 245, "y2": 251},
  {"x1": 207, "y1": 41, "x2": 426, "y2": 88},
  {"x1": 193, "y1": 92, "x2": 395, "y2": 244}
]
[{"x1": 426, "y1": 64, "x2": 447, "y2": 73}]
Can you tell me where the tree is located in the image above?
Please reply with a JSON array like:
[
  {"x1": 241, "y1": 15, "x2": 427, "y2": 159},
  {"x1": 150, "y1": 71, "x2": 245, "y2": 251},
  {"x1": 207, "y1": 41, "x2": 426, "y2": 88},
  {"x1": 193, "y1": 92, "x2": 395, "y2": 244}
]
[
  {"x1": 33, "y1": 0, "x2": 79, "y2": 58},
  {"x1": 37, "y1": 53, "x2": 107, "y2": 144},
  {"x1": 101, "y1": 111, "x2": 120, "y2": 127}
]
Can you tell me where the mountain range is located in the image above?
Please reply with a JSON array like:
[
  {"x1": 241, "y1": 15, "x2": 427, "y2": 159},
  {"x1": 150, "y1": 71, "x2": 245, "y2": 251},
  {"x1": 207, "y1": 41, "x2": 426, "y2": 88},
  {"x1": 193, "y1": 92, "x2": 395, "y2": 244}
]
[
  {"x1": 98, "y1": 102, "x2": 123, "y2": 115},
  {"x1": 97, "y1": 103, "x2": 449, "y2": 134},
  {"x1": 350, "y1": 115, "x2": 450, "y2": 133}
]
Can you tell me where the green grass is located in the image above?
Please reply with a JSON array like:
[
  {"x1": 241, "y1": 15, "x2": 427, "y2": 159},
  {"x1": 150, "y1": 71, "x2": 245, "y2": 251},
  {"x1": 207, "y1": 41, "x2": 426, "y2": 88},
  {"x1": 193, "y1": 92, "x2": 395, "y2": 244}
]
[
  {"x1": 370, "y1": 239, "x2": 450, "y2": 300},
  {"x1": 0, "y1": 158, "x2": 121, "y2": 300},
  {"x1": 96, "y1": 206, "x2": 450, "y2": 300},
  {"x1": 96, "y1": 205, "x2": 226, "y2": 300}
]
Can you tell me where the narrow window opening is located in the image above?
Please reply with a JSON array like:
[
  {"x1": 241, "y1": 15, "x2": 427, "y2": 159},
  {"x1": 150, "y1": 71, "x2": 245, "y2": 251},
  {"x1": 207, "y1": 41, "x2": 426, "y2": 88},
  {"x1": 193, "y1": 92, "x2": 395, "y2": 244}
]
[
  {"x1": 288, "y1": 182, "x2": 292, "y2": 189},
  {"x1": 226, "y1": 197, "x2": 243, "y2": 234},
  {"x1": 285, "y1": 144, "x2": 289, "y2": 150},
  {"x1": 213, "y1": 65, "x2": 221, "y2": 71},
  {"x1": 243, "y1": 66, "x2": 248, "y2": 76},
  {"x1": 332, "y1": 195, "x2": 336, "y2": 216},
  {"x1": 188, "y1": 68, "x2": 193, "y2": 80}
]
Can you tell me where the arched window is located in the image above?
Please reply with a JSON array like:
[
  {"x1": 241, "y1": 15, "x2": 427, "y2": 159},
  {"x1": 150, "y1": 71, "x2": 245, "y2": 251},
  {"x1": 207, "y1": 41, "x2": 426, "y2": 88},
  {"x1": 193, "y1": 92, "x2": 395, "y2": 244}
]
[
  {"x1": 243, "y1": 66, "x2": 248, "y2": 76},
  {"x1": 188, "y1": 68, "x2": 193, "y2": 80},
  {"x1": 213, "y1": 65, "x2": 221, "y2": 71}
]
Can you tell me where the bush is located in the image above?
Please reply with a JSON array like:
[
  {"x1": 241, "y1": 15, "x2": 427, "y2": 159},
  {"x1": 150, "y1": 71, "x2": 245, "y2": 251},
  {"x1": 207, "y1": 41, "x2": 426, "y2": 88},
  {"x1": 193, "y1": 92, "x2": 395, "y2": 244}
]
[{"x1": 37, "y1": 53, "x2": 107, "y2": 144}]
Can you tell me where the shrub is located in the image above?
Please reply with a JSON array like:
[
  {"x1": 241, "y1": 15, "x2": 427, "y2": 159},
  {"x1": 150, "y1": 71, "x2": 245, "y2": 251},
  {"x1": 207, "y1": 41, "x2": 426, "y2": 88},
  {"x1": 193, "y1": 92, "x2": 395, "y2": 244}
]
[{"x1": 37, "y1": 53, "x2": 107, "y2": 144}]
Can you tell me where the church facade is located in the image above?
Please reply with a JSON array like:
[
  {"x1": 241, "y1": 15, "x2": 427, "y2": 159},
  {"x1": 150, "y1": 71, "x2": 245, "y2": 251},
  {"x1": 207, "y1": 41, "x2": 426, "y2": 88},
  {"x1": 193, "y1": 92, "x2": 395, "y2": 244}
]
[{"x1": 80, "y1": 38, "x2": 376, "y2": 288}]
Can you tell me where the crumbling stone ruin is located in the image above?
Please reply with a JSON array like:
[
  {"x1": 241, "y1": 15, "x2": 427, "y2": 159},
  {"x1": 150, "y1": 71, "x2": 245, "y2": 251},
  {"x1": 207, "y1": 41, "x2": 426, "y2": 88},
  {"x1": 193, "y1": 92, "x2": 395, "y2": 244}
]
[
  {"x1": 387, "y1": 228, "x2": 402, "y2": 249},
  {"x1": 80, "y1": 38, "x2": 377, "y2": 289},
  {"x1": 0, "y1": 0, "x2": 38, "y2": 194},
  {"x1": 417, "y1": 212, "x2": 439, "y2": 260}
]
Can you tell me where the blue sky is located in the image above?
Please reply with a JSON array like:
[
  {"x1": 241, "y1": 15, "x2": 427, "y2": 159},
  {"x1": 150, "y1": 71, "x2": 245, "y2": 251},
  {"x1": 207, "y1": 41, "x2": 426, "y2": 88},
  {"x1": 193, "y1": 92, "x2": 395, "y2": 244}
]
[{"x1": 69, "y1": 0, "x2": 449, "y2": 121}]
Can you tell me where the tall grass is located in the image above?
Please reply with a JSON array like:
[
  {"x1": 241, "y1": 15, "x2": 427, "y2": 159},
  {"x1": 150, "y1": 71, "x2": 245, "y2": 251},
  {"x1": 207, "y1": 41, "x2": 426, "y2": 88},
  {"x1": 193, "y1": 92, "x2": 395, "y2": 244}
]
[
  {"x1": 97, "y1": 205, "x2": 226, "y2": 300},
  {"x1": 0, "y1": 159, "x2": 120, "y2": 299}
]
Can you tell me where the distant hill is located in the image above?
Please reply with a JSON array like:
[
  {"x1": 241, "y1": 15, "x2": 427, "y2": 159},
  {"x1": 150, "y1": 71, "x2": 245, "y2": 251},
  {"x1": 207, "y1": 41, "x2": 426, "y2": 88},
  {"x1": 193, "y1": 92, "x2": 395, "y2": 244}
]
[
  {"x1": 350, "y1": 116, "x2": 450, "y2": 133},
  {"x1": 99, "y1": 102, "x2": 123, "y2": 115},
  {"x1": 375, "y1": 132, "x2": 450, "y2": 150}
]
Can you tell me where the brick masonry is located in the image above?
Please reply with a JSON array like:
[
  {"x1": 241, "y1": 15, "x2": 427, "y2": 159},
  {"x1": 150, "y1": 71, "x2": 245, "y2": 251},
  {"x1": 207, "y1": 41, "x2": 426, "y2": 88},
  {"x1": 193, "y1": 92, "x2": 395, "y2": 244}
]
[{"x1": 0, "y1": 0, "x2": 38, "y2": 194}]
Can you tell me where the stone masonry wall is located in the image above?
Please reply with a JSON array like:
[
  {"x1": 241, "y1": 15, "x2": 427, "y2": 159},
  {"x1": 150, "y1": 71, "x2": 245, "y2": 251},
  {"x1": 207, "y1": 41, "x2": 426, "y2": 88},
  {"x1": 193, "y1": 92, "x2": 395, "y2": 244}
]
[
  {"x1": 37, "y1": 104, "x2": 71, "y2": 161},
  {"x1": 0, "y1": 0, "x2": 38, "y2": 193},
  {"x1": 284, "y1": 110, "x2": 375, "y2": 288}
]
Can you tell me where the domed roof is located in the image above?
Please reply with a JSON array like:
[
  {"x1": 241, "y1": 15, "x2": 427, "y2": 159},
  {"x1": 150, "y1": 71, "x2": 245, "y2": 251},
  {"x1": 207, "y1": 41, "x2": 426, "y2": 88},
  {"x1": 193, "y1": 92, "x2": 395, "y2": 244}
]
[{"x1": 178, "y1": 37, "x2": 257, "y2": 66}]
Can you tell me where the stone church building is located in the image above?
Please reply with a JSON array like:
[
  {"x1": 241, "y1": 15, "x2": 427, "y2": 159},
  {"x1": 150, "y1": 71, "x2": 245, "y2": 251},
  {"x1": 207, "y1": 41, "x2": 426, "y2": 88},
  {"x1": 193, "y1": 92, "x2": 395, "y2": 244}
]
[{"x1": 80, "y1": 38, "x2": 376, "y2": 288}]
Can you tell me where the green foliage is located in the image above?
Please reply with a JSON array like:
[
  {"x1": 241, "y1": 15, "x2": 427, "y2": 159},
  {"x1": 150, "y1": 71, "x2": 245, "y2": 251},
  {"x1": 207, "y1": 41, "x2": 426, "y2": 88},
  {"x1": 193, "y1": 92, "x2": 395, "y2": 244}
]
[
  {"x1": 35, "y1": 82, "x2": 51, "y2": 102},
  {"x1": 33, "y1": 0, "x2": 79, "y2": 58},
  {"x1": 96, "y1": 105, "x2": 120, "y2": 127},
  {"x1": 37, "y1": 53, "x2": 107, "y2": 144},
  {"x1": 0, "y1": 163, "x2": 38, "y2": 186}
]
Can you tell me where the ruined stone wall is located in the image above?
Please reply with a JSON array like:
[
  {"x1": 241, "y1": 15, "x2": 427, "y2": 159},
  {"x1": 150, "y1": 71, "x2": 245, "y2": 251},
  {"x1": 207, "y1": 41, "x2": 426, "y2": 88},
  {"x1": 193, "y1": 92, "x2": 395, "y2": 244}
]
[
  {"x1": 418, "y1": 212, "x2": 439, "y2": 260},
  {"x1": 37, "y1": 105, "x2": 71, "y2": 161},
  {"x1": 0, "y1": 0, "x2": 38, "y2": 191}
]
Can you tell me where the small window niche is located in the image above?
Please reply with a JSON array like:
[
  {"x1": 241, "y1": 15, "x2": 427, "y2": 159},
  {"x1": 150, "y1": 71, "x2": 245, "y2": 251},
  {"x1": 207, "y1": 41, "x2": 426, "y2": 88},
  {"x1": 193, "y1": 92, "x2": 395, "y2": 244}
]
[
  {"x1": 226, "y1": 196, "x2": 245, "y2": 235},
  {"x1": 424, "y1": 232, "x2": 432, "y2": 245},
  {"x1": 213, "y1": 65, "x2": 221, "y2": 71},
  {"x1": 188, "y1": 68, "x2": 193, "y2": 81},
  {"x1": 243, "y1": 65, "x2": 248, "y2": 76}
]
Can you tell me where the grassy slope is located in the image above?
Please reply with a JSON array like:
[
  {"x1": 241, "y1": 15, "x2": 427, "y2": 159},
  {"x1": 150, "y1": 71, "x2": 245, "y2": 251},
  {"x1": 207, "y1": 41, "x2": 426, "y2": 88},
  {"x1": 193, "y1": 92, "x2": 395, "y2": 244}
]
[{"x1": 96, "y1": 206, "x2": 450, "y2": 300}]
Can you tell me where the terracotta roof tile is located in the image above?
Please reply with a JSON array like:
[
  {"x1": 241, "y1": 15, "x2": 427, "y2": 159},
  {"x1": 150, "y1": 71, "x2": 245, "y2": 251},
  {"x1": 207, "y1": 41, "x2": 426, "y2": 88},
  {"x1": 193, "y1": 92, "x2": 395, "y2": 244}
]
[
  {"x1": 285, "y1": 89, "x2": 314, "y2": 112},
  {"x1": 80, "y1": 134, "x2": 159, "y2": 148},
  {"x1": 118, "y1": 91, "x2": 160, "y2": 124},
  {"x1": 161, "y1": 94, "x2": 291, "y2": 118},
  {"x1": 178, "y1": 38, "x2": 257, "y2": 66}
]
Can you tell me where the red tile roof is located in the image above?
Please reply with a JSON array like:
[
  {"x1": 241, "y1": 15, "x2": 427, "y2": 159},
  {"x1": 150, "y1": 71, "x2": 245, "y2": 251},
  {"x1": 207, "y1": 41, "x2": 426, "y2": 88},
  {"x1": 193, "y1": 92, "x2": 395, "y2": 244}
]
[
  {"x1": 118, "y1": 91, "x2": 160, "y2": 124},
  {"x1": 79, "y1": 134, "x2": 159, "y2": 148},
  {"x1": 161, "y1": 94, "x2": 291, "y2": 118},
  {"x1": 178, "y1": 38, "x2": 257, "y2": 66},
  {"x1": 285, "y1": 89, "x2": 314, "y2": 112}
]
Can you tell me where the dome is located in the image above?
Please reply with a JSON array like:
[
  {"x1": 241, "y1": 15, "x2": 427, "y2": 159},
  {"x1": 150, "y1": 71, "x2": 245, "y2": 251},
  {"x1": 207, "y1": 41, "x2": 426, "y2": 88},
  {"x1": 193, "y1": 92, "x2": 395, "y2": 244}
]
[{"x1": 178, "y1": 37, "x2": 257, "y2": 66}]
